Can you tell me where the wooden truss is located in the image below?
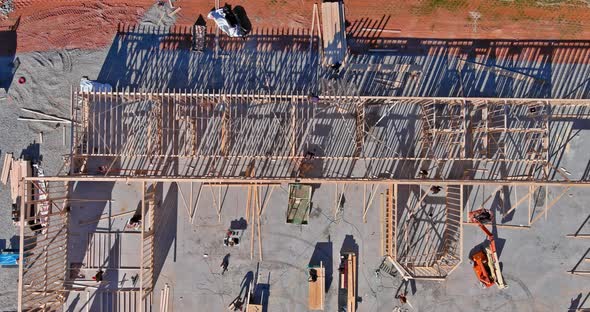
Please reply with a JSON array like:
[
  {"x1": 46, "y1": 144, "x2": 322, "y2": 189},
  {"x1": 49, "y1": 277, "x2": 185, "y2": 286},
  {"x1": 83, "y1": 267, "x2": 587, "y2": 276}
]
[{"x1": 68, "y1": 89, "x2": 585, "y2": 182}]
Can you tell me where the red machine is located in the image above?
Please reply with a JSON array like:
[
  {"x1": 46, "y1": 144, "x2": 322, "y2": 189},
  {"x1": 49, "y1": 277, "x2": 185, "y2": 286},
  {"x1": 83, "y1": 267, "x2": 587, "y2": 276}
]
[{"x1": 468, "y1": 209, "x2": 507, "y2": 289}]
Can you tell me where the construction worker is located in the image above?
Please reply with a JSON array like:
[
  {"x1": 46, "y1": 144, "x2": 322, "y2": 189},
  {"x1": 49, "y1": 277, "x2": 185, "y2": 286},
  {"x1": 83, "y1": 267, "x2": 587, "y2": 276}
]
[
  {"x1": 220, "y1": 254, "x2": 230, "y2": 275},
  {"x1": 398, "y1": 293, "x2": 407, "y2": 305},
  {"x1": 92, "y1": 269, "x2": 104, "y2": 282}
]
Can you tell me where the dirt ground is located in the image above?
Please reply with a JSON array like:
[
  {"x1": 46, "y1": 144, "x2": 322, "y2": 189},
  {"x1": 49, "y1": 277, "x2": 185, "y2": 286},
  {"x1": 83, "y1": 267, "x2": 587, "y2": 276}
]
[{"x1": 3, "y1": 0, "x2": 590, "y2": 53}]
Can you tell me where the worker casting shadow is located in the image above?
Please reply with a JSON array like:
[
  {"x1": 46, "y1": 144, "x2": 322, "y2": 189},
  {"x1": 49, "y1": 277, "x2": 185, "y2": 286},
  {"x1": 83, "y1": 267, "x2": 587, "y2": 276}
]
[
  {"x1": 394, "y1": 278, "x2": 417, "y2": 297},
  {"x1": 153, "y1": 183, "x2": 178, "y2": 286},
  {"x1": 20, "y1": 142, "x2": 42, "y2": 164},
  {"x1": 569, "y1": 293, "x2": 589, "y2": 311},
  {"x1": 239, "y1": 271, "x2": 254, "y2": 298},
  {"x1": 308, "y1": 241, "x2": 333, "y2": 291},
  {"x1": 253, "y1": 272, "x2": 270, "y2": 312}
]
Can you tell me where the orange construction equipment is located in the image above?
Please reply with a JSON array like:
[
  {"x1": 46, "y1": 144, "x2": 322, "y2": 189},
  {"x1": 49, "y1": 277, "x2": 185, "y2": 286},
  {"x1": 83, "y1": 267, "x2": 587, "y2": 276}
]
[{"x1": 468, "y1": 209, "x2": 508, "y2": 289}]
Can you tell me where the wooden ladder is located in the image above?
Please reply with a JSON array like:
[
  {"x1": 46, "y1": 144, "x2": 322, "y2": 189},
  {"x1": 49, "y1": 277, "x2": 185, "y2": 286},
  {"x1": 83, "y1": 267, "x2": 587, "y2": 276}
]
[
  {"x1": 354, "y1": 102, "x2": 365, "y2": 157},
  {"x1": 487, "y1": 104, "x2": 507, "y2": 157},
  {"x1": 419, "y1": 103, "x2": 436, "y2": 157},
  {"x1": 382, "y1": 185, "x2": 395, "y2": 258}
]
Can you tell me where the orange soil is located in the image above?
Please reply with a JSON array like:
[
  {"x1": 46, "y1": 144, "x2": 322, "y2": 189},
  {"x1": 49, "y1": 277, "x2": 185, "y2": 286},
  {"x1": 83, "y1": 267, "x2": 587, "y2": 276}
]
[
  {"x1": 6, "y1": 0, "x2": 153, "y2": 52},
  {"x1": 4, "y1": 0, "x2": 590, "y2": 53}
]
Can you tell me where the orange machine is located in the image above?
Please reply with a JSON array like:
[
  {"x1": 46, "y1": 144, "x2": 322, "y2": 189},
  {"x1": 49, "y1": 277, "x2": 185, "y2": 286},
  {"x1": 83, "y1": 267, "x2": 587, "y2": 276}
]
[{"x1": 468, "y1": 209, "x2": 507, "y2": 289}]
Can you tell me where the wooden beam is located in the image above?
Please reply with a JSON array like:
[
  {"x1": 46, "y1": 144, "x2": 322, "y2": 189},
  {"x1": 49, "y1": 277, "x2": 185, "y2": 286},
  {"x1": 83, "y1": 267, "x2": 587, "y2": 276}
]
[
  {"x1": 177, "y1": 182, "x2": 192, "y2": 220},
  {"x1": 462, "y1": 222, "x2": 530, "y2": 229},
  {"x1": 362, "y1": 185, "x2": 378, "y2": 223},
  {"x1": 221, "y1": 106, "x2": 231, "y2": 156},
  {"x1": 139, "y1": 181, "x2": 145, "y2": 312},
  {"x1": 25, "y1": 176, "x2": 590, "y2": 187},
  {"x1": 259, "y1": 185, "x2": 275, "y2": 216},
  {"x1": 76, "y1": 90, "x2": 590, "y2": 105},
  {"x1": 396, "y1": 184, "x2": 399, "y2": 260},
  {"x1": 566, "y1": 234, "x2": 590, "y2": 239}
]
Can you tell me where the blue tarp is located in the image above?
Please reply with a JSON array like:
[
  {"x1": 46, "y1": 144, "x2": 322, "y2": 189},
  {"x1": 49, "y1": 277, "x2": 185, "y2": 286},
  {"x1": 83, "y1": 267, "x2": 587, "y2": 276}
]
[{"x1": 0, "y1": 253, "x2": 18, "y2": 266}]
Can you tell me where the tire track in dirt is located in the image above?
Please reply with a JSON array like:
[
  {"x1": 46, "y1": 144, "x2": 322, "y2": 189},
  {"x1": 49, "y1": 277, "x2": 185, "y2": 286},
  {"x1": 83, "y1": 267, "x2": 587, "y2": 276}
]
[{"x1": 13, "y1": 1, "x2": 152, "y2": 52}]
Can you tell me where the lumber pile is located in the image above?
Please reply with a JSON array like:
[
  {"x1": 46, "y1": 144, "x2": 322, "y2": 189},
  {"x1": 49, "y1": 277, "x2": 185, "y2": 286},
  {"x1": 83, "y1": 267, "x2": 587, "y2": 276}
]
[
  {"x1": 308, "y1": 262, "x2": 325, "y2": 310},
  {"x1": 321, "y1": 0, "x2": 347, "y2": 66},
  {"x1": 338, "y1": 252, "x2": 356, "y2": 312},
  {"x1": 1, "y1": 154, "x2": 30, "y2": 205}
]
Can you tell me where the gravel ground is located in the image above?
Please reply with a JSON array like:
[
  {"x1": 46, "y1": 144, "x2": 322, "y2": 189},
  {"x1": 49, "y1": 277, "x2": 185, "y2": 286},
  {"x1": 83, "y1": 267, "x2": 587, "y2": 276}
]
[
  {"x1": 0, "y1": 4, "x2": 172, "y2": 308},
  {"x1": 0, "y1": 47, "x2": 109, "y2": 310}
]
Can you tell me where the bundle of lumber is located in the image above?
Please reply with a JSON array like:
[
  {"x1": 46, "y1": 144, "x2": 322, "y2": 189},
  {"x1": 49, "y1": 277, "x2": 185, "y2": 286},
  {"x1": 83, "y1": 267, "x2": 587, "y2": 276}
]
[{"x1": 321, "y1": 0, "x2": 347, "y2": 66}]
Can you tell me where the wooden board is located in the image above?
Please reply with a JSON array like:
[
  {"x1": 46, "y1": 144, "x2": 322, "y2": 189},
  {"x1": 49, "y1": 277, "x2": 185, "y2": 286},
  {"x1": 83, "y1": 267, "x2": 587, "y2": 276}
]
[
  {"x1": 247, "y1": 303, "x2": 263, "y2": 312},
  {"x1": 321, "y1": 1, "x2": 347, "y2": 66},
  {"x1": 308, "y1": 263, "x2": 325, "y2": 310},
  {"x1": 347, "y1": 253, "x2": 356, "y2": 312},
  {"x1": 10, "y1": 160, "x2": 30, "y2": 204},
  {"x1": 1, "y1": 153, "x2": 12, "y2": 185}
]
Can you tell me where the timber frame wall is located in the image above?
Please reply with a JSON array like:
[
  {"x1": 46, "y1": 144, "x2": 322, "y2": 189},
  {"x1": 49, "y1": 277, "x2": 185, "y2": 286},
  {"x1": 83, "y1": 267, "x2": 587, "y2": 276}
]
[
  {"x1": 18, "y1": 180, "x2": 70, "y2": 311},
  {"x1": 17, "y1": 88, "x2": 590, "y2": 310},
  {"x1": 69, "y1": 89, "x2": 577, "y2": 181}
]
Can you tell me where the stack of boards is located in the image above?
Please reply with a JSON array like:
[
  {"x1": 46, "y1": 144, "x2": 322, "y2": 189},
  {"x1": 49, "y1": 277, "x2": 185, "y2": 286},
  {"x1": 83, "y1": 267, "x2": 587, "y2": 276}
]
[{"x1": 321, "y1": 0, "x2": 347, "y2": 66}]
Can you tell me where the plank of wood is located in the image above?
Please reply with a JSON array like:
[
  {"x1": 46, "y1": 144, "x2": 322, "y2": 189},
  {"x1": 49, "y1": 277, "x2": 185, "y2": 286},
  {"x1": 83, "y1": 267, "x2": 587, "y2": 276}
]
[
  {"x1": 321, "y1": 1, "x2": 347, "y2": 65},
  {"x1": 1, "y1": 153, "x2": 13, "y2": 185},
  {"x1": 20, "y1": 108, "x2": 72, "y2": 122},
  {"x1": 18, "y1": 117, "x2": 71, "y2": 124},
  {"x1": 168, "y1": 7, "x2": 181, "y2": 17},
  {"x1": 347, "y1": 253, "x2": 356, "y2": 312},
  {"x1": 308, "y1": 263, "x2": 325, "y2": 310}
]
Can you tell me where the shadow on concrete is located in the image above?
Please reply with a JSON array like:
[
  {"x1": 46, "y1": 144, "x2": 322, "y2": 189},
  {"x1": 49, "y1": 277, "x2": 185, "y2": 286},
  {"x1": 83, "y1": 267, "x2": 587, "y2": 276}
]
[
  {"x1": 308, "y1": 241, "x2": 333, "y2": 292},
  {"x1": 239, "y1": 270, "x2": 253, "y2": 298},
  {"x1": 253, "y1": 271, "x2": 270, "y2": 312},
  {"x1": 568, "y1": 292, "x2": 589, "y2": 311},
  {"x1": 20, "y1": 142, "x2": 42, "y2": 163},
  {"x1": 230, "y1": 217, "x2": 248, "y2": 230},
  {"x1": 154, "y1": 182, "x2": 178, "y2": 286},
  {"x1": 0, "y1": 235, "x2": 19, "y2": 251}
]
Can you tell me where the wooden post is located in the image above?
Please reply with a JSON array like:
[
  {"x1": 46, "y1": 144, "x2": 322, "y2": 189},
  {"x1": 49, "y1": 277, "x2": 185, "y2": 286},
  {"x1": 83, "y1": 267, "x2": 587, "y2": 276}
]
[
  {"x1": 139, "y1": 181, "x2": 145, "y2": 312},
  {"x1": 256, "y1": 185, "x2": 263, "y2": 262}
]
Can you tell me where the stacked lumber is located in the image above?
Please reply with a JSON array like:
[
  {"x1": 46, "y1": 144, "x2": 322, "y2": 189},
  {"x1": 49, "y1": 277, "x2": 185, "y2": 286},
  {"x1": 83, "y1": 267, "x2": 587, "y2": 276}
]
[
  {"x1": 6, "y1": 157, "x2": 30, "y2": 204},
  {"x1": 1, "y1": 153, "x2": 12, "y2": 185},
  {"x1": 321, "y1": 0, "x2": 347, "y2": 66},
  {"x1": 308, "y1": 262, "x2": 325, "y2": 310}
]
